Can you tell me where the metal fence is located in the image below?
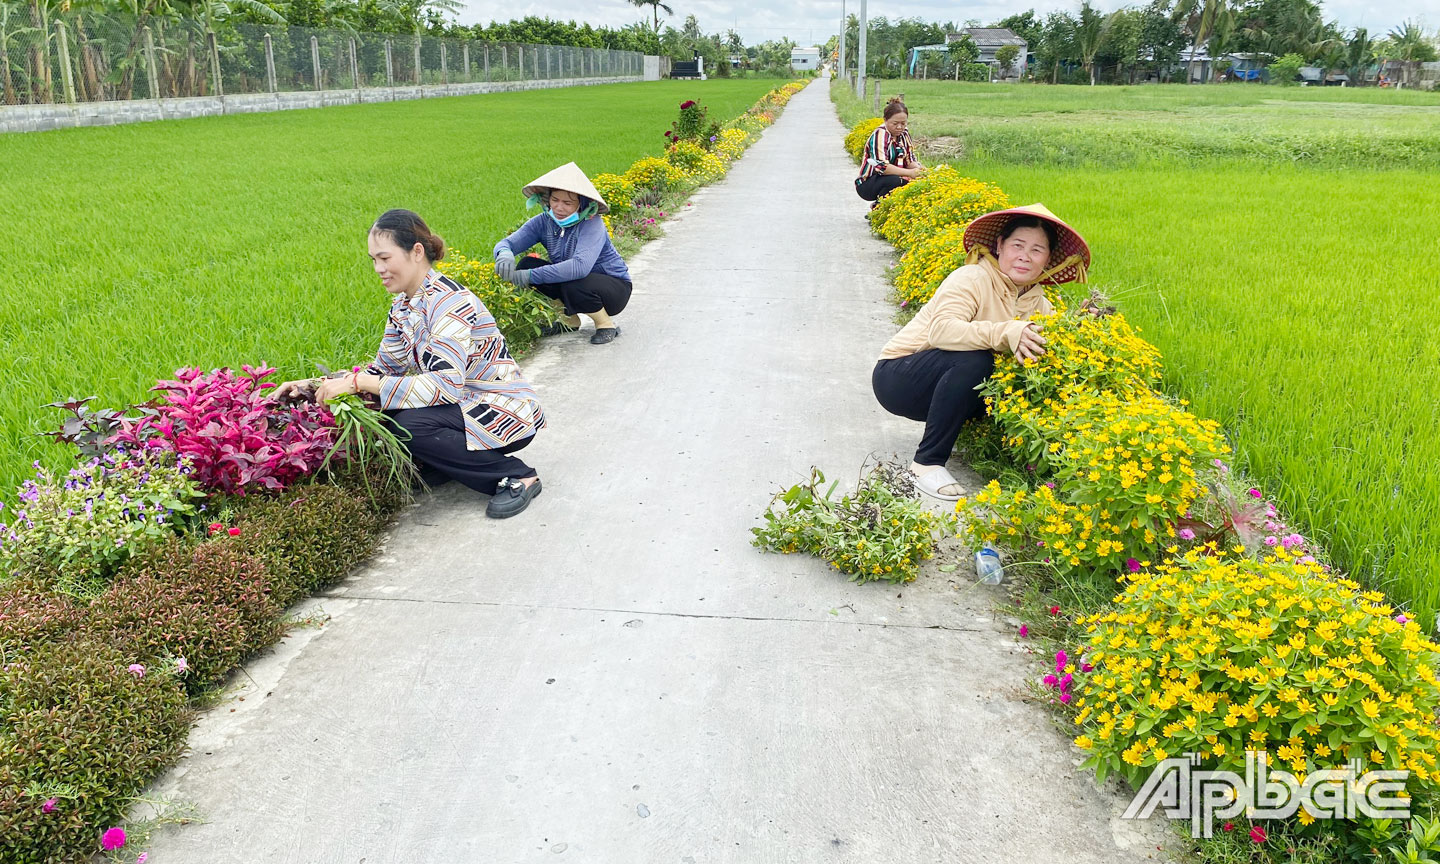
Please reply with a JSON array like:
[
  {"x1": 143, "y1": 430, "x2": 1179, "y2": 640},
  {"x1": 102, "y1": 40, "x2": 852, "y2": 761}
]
[{"x1": 0, "y1": 11, "x2": 647, "y2": 106}]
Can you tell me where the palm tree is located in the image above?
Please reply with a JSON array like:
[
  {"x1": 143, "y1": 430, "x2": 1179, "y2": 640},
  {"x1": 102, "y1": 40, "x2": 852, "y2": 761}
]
[
  {"x1": 627, "y1": 0, "x2": 674, "y2": 35},
  {"x1": 1073, "y1": 0, "x2": 1108, "y2": 85},
  {"x1": 1386, "y1": 20, "x2": 1437, "y2": 87},
  {"x1": 1174, "y1": 0, "x2": 1228, "y2": 82},
  {"x1": 1345, "y1": 27, "x2": 1374, "y2": 83}
]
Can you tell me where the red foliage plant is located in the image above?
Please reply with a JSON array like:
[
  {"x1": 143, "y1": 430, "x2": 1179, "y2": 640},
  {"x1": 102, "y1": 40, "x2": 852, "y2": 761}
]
[{"x1": 110, "y1": 365, "x2": 335, "y2": 495}]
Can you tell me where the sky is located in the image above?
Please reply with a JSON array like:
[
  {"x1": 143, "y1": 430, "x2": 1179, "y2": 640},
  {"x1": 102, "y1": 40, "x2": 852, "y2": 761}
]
[{"x1": 459, "y1": 0, "x2": 1437, "y2": 47}]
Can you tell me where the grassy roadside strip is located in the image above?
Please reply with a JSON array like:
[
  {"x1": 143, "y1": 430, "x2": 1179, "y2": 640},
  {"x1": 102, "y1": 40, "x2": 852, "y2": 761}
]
[
  {"x1": 0, "y1": 80, "x2": 807, "y2": 864},
  {"x1": 832, "y1": 79, "x2": 1440, "y2": 864}
]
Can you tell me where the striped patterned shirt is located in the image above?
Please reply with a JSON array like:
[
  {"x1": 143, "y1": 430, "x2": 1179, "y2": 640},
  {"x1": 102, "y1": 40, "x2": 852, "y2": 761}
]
[
  {"x1": 856, "y1": 126, "x2": 916, "y2": 185},
  {"x1": 367, "y1": 270, "x2": 546, "y2": 450}
]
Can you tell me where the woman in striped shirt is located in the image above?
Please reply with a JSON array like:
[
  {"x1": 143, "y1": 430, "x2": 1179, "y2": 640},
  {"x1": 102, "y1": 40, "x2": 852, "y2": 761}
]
[
  {"x1": 277, "y1": 210, "x2": 546, "y2": 518},
  {"x1": 855, "y1": 98, "x2": 925, "y2": 205}
]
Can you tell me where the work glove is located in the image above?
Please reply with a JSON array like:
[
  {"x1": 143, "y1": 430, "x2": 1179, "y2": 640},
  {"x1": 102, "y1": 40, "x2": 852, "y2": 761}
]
[
  {"x1": 510, "y1": 267, "x2": 533, "y2": 287},
  {"x1": 494, "y1": 252, "x2": 516, "y2": 281}
]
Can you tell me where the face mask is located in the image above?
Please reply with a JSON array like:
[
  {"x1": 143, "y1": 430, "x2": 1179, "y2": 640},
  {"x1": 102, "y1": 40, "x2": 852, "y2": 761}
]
[{"x1": 549, "y1": 209, "x2": 581, "y2": 228}]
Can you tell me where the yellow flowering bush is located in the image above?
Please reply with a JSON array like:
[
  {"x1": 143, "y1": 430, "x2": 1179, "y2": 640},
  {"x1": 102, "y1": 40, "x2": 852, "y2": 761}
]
[
  {"x1": 1069, "y1": 547, "x2": 1440, "y2": 799},
  {"x1": 623, "y1": 156, "x2": 681, "y2": 193},
  {"x1": 845, "y1": 117, "x2": 883, "y2": 161},
  {"x1": 870, "y1": 167, "x2": 1010, "y2": 253},
  {"x1": 665, "y1": 139, "x2": 725, "y2": 184},
  {"x1": 990, "y1": 309, "x2": 1164, "y2": 405},
  {"x1": 714, "y1": 127, "x2": 751, "y2": 162},
  {"x1": 591, "y1": 172, "x2": 635, "y2": 216}
]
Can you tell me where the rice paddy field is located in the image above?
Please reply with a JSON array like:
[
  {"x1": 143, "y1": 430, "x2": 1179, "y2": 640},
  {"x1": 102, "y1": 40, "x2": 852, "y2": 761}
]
[
  {"x1": 0, "y1": 79, "x2": 775, "y2": 493},
  {"x1": 837, "y1": 80, "x2": 1440, "y2": 622}
]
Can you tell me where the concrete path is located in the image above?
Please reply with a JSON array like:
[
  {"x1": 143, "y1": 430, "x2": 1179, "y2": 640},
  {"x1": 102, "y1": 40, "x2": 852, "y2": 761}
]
[{"x1": 144, "y1": 80, "x2": 1171, "y2": 863}]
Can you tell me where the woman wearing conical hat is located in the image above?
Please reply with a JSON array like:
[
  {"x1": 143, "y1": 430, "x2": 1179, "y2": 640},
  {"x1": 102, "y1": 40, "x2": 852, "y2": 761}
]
[
  {"x1": 872, "y1": 204, "x2": 1091, "y2": 501},
  {"x1": 493, "y1": 162, "x2": 633, "y2": 345}
]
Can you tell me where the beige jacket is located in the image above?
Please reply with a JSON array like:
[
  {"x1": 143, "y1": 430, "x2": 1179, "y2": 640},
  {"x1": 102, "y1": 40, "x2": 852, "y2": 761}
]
[{"x1": 879, "y1": 256, "x2": 1054, "y2": 360}]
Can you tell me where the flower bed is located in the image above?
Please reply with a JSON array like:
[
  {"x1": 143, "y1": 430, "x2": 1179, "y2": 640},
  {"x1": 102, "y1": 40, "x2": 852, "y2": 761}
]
[
  {"x1": 2, "y1": 79, "x2": 808, "y2": 864},
  {"x1": 840, "y1": 112, "x2": 1440, "y2": 860}
]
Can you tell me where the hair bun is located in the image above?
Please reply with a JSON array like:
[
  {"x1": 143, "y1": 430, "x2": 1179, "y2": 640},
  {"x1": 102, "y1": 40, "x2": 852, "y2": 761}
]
[{"x1": 427, "y1": 235, "x2": 446, "y2": 262}]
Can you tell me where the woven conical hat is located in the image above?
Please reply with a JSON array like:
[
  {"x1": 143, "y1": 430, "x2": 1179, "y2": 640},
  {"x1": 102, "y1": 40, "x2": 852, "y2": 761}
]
[
  {"x1": 522, "y1": 162, "x2": 609, "y2": 215},
  {"x1": 962, "y1": 203, "x2": 1091, "y2": 285}
]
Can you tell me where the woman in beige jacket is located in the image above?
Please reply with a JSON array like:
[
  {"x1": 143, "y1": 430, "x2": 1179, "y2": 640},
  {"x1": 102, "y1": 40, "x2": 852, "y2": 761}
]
[{"x1": 872, "y1": 204, "x2": 1091, "y2": 500}]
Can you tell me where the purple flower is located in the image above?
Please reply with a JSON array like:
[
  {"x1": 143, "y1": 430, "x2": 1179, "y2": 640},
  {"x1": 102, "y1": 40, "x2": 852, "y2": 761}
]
[
  {"x1": 1018, "y1": 624, "x2": 1029, "y2": 637},
  {"x1": 1059, "y1": 691, "x2": 1073, "y2": 704},
  {"x1": 1247, "y1": 488, "x2": 1262, "y2": 499},
  {"x1": 1125, "y1": 558, "x2": 1141, "y2": 573},
  {"x1": 1054, "y1": 650, "x2": 1068, "y2": 672},
  {"x1": 1177, "y1": 528, "x2": 1196, "y2": 541},
  {"x1": 1264, "y1": 535, "x2": 1278, "y2": 547},
  {"x1": 101, "y1": 827, "x2": 127, "y2": 850},
  {"x1": 1396, "y1": 614, "x2": 1411, "y2": 624},
  {"x1": 1043, "y1": 673, "x2": 1059, "y2": 687},
  {"x1": 1080, "y1": 662, "x2": 1094, "y2": 673},
  {"x1": 1059, "y1": 673, "x2": 1073, "y2": 688},
  {"x1": 127, "y1": 664, "x2": 145, "y2": 677},
  {"x1": 42, "y1": 798, "x2": 57, "y2": 813}
]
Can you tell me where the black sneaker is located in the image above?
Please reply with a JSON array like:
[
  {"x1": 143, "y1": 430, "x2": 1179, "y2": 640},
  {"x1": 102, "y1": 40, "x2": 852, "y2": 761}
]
[
  {"x1": 590, "y1": 326, "x2": 621, "y2": 345},
  {"x1": 539, "y1": 320, "x2": 577, "y2": 337},
  {"x1": 486, "y1": 476, "x2": 542, "y2": 518}
]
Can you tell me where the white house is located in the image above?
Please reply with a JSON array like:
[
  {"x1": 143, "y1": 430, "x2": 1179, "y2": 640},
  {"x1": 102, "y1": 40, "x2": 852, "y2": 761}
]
[{"x1": 791, "y1": 46, "x2": 822, "y2": 72}]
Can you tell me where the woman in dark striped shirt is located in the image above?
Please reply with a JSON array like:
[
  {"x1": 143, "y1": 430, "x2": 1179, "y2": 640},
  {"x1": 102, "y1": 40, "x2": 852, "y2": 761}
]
[{"x1": 855, "y1": 98, "x2": 925, "y2": 205}]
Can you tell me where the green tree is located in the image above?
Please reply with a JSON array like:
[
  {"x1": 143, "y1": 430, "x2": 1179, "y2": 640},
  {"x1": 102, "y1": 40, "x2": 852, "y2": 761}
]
[
  {"x1": 946, "y1": 31, "x2": 978, "y2": 79},
  {"x1": 1265, "y1": 50, "x2": 1303, "y2": 83},
  {"x1": 1035, "y1": 10, "x2": 1077, "y2": 83},
  {"x1": 995, "y1": 43, "x2": 1019, "y2": 77}
]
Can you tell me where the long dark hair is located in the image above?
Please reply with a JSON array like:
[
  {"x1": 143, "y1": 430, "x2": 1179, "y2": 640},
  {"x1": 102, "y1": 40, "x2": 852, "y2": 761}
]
[{"x1": 371, "y1": 209, "x2": 446, "y2": 262}]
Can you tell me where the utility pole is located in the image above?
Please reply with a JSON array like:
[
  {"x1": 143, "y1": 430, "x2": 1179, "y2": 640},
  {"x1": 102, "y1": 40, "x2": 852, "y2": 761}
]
[
  {"x1": 838, "y1": 0, "x2": 845, "y2": 79},
  {"x1": 856, "y1": 0, "x2": 868, "y2": 98}
]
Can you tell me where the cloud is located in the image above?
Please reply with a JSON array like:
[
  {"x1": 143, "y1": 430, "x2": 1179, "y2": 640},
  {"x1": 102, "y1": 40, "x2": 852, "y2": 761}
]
[{"x1": 458, "y1": 0, "x2": 1438, "y2": 44}]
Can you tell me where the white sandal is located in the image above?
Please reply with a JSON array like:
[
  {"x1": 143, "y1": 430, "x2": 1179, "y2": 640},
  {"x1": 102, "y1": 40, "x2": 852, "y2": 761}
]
[{"x1": 913, "y1": 465, "x2": 964, "y2": 501}]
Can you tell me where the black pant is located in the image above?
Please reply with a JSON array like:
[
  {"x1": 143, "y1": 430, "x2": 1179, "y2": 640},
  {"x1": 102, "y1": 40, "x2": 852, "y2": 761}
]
[
  {"x1": 855, "y1": 173, "x2": 906, "y2": 202},
  {"x1": 518, "y1": 256, "x2": 632, "y2": 317},
  {"x1": 872, "y1": 349, "x2": 995, "y2": 466},
  {"x1": 387, "y1": 404, "x2": 537, "y2": 494}
]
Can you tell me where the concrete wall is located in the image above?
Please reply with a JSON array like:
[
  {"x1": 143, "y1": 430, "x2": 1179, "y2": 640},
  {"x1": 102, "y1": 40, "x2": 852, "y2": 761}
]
[
  {"x1": 644, "y1": 55, "x2": 661, "y2": 81},
  {"x1": 1, "y1": 73, "x2": 649, "y2": 134}
]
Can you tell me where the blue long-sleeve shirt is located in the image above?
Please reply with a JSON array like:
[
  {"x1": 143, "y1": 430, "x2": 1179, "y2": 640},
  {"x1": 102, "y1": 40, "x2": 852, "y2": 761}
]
[{"x1": 494, "y1": 213, "x2": 632, "y2": 284}]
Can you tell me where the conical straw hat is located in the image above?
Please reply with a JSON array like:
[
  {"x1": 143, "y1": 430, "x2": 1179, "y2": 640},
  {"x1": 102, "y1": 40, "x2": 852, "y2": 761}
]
[
  {"x1": 521, "y1": 162, "x2": 610, "y2": 215},
  {"x1": 962, "y1": 203, "x2": 1091, "y2": 285}
]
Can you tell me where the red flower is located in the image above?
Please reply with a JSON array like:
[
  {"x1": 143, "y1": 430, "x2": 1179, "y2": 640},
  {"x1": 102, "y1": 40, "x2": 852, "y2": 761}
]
[
  {"x1": 680, "y1": 100, "x2": 696, "y2": 109},
  {"x1": 207, "y1": 522, "x2": 224, "y2": 536},
  {"x1": 1049, "y1": 605, "x2": 1060, "y2": 616},
  {"x1": 227, "y1": 527, "x2": 242, "y2": 537},
  {"x1": 1249, "y1": 826, "x2": 1267, "y2": 844},
  {"x1": 1222, "y1": 822, "x2": 1235, "y2": 832}
]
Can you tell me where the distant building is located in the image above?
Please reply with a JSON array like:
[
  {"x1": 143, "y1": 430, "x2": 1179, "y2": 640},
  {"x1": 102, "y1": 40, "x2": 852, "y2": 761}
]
[
  {"x1": 791, "y1": 46, "x2": 821, "y2": 72},
  {"x1": 947, "y1": 27, "x2": 1028, "y2": 78}
]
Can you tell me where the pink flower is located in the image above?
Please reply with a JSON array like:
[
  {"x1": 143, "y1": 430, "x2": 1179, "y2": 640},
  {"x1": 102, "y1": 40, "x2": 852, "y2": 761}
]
[
  {"x1": 1055, "y1": 651, "x2": 1068, "y2": 672},
  {"x1": 1059, "y1": 691, "x2": 1073, "y2": 704},
  {"x1": 1248, "y1": 488, "x2": 1262, "y2": 499},
  {"x1": 1222, "y1": 822, "x2": 1235, "y2": 832},
  {"x1": 1080, "y1": 662, "x2": 1093, "y2": 673},
  {"x1": 899, "y1": 299, "x2": 908, "y2": 308},
  {"x1": 1299, "y1": 555, "x2": 1316, "y2": 565},
  {"x1": 127, "y1": 664, "x2": 145, "y2": 677},
  {"x1": 1018, "y1": 624, "x2": 1029, "y2": 637},
  {"x1": 1249, "y1": 825, "x2": 1267, "y2": 844},
  {"x1": 228, "y1": 526, "x2": 242, "y2": 537},
  {"x1": 42, "y1": 798, "x2": 57, "y2": 813},
  {"x1": 1263, "y1": 536, "x2": 1278, "y2": 547},
  {"x1": 1043, "y1": 674, "x2": 1059, "y2": 687},
  {"x1": 1125, "y1": 558, "x2": 1141, "y2": 573},
  {"x1": 1059, "y1": 673, "x2": 1073, "y2": 689},
  {"x1": 1177, "y1": 528, "x2": 1196, "y2": 541},
  {"x1": 138, "y1": 853, "x2": 150, "y2": 864},
  {"x1": 1284, "y1": 533, "x2": 1304, "y2": 548},
  {"x1": 102, "y1": 827, "x2": 127, "y2": 850},
  {"x1": 1396, "y1": 614, "x2": 1411, "y2": 624},
  {"x1": 176, "y1": 657, "x2": 189, "y2": 673}
]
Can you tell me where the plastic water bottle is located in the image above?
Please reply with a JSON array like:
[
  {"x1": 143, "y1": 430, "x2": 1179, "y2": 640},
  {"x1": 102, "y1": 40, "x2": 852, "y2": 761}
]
[{"x1": 975, "y1": 544, "x2": 1004, "y2": 585}]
